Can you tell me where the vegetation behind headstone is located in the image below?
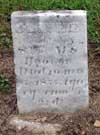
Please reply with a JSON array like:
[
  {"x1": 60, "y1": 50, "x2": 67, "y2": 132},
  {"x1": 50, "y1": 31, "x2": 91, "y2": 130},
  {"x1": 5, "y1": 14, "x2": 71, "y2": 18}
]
[{"x1": 0, "y1": 0, "x2": 99, "y2": 47}]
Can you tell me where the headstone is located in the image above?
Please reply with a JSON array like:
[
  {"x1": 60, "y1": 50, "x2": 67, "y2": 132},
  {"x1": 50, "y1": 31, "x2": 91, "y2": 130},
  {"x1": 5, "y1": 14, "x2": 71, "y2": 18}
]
[{"x1": 11, "y1": 11, "x2": 89, "y2": 113}]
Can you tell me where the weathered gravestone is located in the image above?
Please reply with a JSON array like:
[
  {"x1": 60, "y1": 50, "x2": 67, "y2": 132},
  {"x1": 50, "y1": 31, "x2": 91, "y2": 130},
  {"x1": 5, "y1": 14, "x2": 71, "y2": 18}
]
[{"x1": 11, "y1": 11, "x2": 88, "y2": 113}]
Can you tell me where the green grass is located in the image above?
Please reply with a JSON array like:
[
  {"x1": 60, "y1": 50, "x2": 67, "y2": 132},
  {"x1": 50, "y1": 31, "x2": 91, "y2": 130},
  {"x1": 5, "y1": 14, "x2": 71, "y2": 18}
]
[
  {"x1": 0, "y1": 74, "x2": 11, "y2": 93},
  {"x1": 0, "y1": 20, "x2": 12, "y2": 49},
  {"x1": 0, "y1": 0, "x2": 100, "y2": 47}
]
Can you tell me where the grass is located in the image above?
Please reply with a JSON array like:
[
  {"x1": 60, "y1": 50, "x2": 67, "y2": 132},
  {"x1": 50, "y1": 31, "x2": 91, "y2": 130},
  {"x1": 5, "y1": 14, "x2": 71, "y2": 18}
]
[
  {"x1": 0, "y1": 74, "x2": 11, "y2": 93},
  {"x1": 0, "y1": 0, "x2": 99, "y2": 47},
  {"x1": 0, "y1": 19, "x2": 12, "y2": 49}
]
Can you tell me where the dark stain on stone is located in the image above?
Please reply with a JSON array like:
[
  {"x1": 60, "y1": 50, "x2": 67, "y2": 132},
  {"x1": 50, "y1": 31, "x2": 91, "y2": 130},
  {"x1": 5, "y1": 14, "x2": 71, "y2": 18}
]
[{"x1": 57, "y1": 15, "x2": 60, "y2": 18}]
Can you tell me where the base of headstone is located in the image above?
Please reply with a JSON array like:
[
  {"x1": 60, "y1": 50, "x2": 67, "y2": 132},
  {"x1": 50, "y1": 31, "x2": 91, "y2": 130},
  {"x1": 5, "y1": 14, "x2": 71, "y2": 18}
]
[{"x1": 10, "y1": 116, "x2": 62, "y2": 135}]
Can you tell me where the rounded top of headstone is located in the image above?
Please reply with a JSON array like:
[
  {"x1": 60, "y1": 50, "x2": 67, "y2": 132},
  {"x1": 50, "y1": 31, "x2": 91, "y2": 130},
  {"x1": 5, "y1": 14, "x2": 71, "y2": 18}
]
[{"x1": 11, "y1": 10, "x2": 86, "y2": 18}]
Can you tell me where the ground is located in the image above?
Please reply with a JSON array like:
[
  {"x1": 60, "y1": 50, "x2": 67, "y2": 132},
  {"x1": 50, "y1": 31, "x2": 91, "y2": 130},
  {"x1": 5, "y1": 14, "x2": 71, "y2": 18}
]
[{"x1": 0, "y1": 47, "x2": 100, "y2": 135}]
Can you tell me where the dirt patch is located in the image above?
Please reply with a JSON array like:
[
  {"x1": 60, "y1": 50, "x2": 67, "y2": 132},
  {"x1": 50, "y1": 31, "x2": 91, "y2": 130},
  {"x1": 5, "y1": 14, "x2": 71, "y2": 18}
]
[{"x1": 0, "y1": 50, "x2": 100, "y2": 135}]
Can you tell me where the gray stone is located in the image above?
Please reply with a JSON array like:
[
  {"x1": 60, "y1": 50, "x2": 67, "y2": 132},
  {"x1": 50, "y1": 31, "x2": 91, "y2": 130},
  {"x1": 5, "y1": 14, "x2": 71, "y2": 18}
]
[
  {"x1": 11, "y1": 11, "x2": 89, "y2": 113},
  {"x1": 10, "y1": 116, "x2": 62, "y2": 135}
]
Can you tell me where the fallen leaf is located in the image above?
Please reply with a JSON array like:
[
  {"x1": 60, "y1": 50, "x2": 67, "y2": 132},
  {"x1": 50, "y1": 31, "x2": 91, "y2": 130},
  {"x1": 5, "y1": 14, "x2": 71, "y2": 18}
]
[
  {"x1": 94, "y1": 120, "x2": 100, "y2": 127},
  {"x1": 81, "y1": 131, "x2": 87, "y2": 135}
]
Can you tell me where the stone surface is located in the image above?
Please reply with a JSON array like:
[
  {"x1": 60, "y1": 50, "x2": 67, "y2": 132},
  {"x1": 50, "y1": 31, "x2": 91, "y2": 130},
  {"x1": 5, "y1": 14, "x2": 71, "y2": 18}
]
[
  {"x1": 10, "y1": 116, "x2": 62, "y2": 135},
  {"x1": 11, "y1": 10, "x2": 88, "y2": 113}
]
